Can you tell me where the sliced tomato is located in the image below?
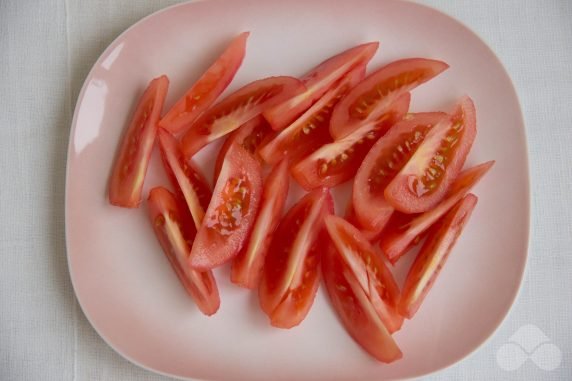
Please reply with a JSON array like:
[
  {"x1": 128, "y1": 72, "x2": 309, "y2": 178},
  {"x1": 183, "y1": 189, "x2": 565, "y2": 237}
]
[
  {"x1": 353, "y1": 112, "x2": 447, "y2": 232},
  {"x1": 147, "y1": 187, "x2": 220, "y2": 316},
  {"x1": 213, "y1": 116, "x2": 271, "y2": 183},
  {"x1": 159, "y1": 32, "x2": 249, "y2": 134},
  {"x1": 379, "y1": 161, "x2": 494, "y2": 264},
  {"x1": 181, "y1": 76, "x2": 304, "y2": 157},
  {"x1": 258, "y1": 188, "x2": 333, "y2": 328},
  {"x1": 322, "y1": 233, "x2": 402, "y2": 363},
  {"x1": 259, "y1": 66, "x2": 365, "y2": 166},
  {"x1": 109, "y1": 75, "x2": 169, "y2": 208},
  {"x1": 189, "y1": 143, "x2": 262, "y2": 270},
  {"x1": 399, "y1": 194, "x2": 478, "y2": 319},
  {"x1": 263, "y1": 42, "x2": 378, "y2": 131},
  {"x1": 231, "y1": 159, "x2": 290, "y2": 289},
  {"x1": 158, "y1": 129, "x2": 211, "y2": 230},
  {"x1": 324, "y1": 215, "x2": 403, "y2": 333},
  {"x1": 344, "y1": 199, "x2": 384, "y2": 242},
  {"x1": 330, "y1": 58, "x2": 449, "y2": 139},
  {"x1": 291, "y1": 93, "x2": 410, "y2": 190},
  {"x1": 385, "y1": 96, "x2": 477, "y2": 213}
]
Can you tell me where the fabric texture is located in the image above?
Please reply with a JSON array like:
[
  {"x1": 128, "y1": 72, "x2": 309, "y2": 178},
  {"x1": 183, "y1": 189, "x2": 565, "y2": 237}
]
[{"x1": 0, "y1": 0, "x2": 571, "y2": 380}]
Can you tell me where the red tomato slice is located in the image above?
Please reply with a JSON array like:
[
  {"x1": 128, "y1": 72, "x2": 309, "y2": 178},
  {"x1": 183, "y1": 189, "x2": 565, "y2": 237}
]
[
  {"x1": 344, "y1": 199, "x2": 384, "y2": 242},
  {"x1": 159, "y1": 32, "x2": 249, "y2": 134},
  {"x1": 330, "y1": 58, "x2": 449, "y2": 139},
  {"x1": 258, "y1": 66, "x2": 366, "y2": 166},
  {"x1": 291, "y1": 93, "x2": 410, "y2": 190},
  {"x1": 231, "y1": 159, "x2": 290, "y2": 289},
  {"x1": 399, "y1": 194, "x2": 478, "y2": 319},
  {"x1": 109, "y1": 75, "x2": 169, "y2": 208},
  {"x1": 147, "y1": 187, "x2": 220, "y2": 316},
  {"x1": 322, "y1": 235, "x2": 402, "y2": 363},
  {"x1": 213, "y1": 116, "x2": 271, "y2": 183},
  {"x1": 385, "y1": 96, "x2": 477, "y2": 213},
  {"x1": 263, "y1": 42, "x2": 378, "y2": 131},
  {"x1": 258, "y1": 188, "x2": 333, "y2": 328},
  {"x1": 353, "y1": 112, "x2": 447, "y2": 232},
  {"x1": 158, "y1": 129, "x2": 212, "y2": 230},
  {"x1": 379, "y1": 161, "x2": 494, "y2": 264},
  {"x1": 189, "y1": 143, "x2": 263, "y2": 270},
  {"x1": 181, "y1": 76, "x2": 304, "y2": 157},
  {"x1": 324, "y1": 215, "x2": 403, "y2": 333}
]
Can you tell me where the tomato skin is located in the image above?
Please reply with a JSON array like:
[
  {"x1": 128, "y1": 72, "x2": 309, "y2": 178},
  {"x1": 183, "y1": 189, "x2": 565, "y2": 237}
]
[
  {"x1": 322, "y1": 235, "x2": 402, "y2": 363},
  {"x1": 353, "y1": 112, "x2": 447, "y2": 232},
  {"x1": 147, "y1": 187, "x2": 220, "y2": 316},
  {"x1": 385, "y1": 96, "x2": 477, "y2": 213},
  {"x1": 330, "y1": 58, "x2": 449, "y2": 139},
  {"x1": 157, "y1": 129, "x2": 212, "y2": 230},
  {"x1": 324, "y1": 215, "x2": 403, "y2": 333},
  {"x1": 181, "y1": 76, "x2": 304, "y2": 157},
  {"x1": 189, "y1": 143, "x2": 263, "y2": 270},
  {"x1": 109, "y1": 75, "x2": 169, "y2": 208},
  {"x1": 159, "y1": 32, "x2": 249, "y2": 134},
  {"x1": 258, "y1": 188, "x2": 333, "y2": 328},
  {"x1": 263, "y1": 42, "x2": 379, "y2": 131},
  {"x1": 399, "y1": 194, "x2": 478, "y2": 319},
  {"x1": 379, "y1": 161, "x2": 494, "y2": 264},
  {"x1": 213, "y1": 116, "x2": 270, "y2": 183},
  {"x1": 231, "y1": 159, "x2": 290, "y2": 289},
  {"x1": 258, "y1": 66, "x2": 365, "y2": 166},
  {"x1": 291, "y1": 93, "x2": 410, "y2": 190}
]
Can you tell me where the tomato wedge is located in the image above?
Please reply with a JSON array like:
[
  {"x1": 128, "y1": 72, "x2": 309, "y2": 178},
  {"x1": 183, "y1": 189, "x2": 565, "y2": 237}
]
[
  {"x1": 379, "y1": 161, "x2": 494, "y2": 264},
  {"x1": 158, "y1": 129, "x2": 212, "y2": 230},
  {"x1": 353, "y1": 112, "x2": 447, "y2": 232},
  {"x1": 330, "y1": 58, "x2": 449, "y2": 139},
  {"x1": 109, "y1": 75, "x2": 169, "y2": 208},
  {"x1": 344, "y1": 199, "x2": 384, "y2": 242},
  {"x1": 263, "y1": 42, "x2": 378, "y2": 131},
  {"x1": 147, "y1": 187, "x2": 220, "y2": 316},
  {"x1": 385, "y1": 96, "x2": 477, "y2": 213},
  {"x1": 259, "y1": 66, "x2": 365, "y2": 166},
  {"x1": 159, "y1": 32, "x2": 249, "y2": 134},
  {"x1": 181, "y1": 76, "x2": 304, "y2": 157},
  {"x1": 322, "y1": 232, "x2": 402, "y2": 363},
  {"x1": 213, "y1": 116, "x2": 271, "y2": 183},
  {"x1": 258, "y1": 188, "x2": 333, "y2": 328},
  {"x1": 189, "y1": 143, "x2": 262, "y2": 270},
  {"x1": 399, "y1": 194, "x2": 478, "y2": 319},
  {"x1": 231, "y1": 159, "x2": 290, "y2": 289},
  {"x1": 291, "y1": 93, "x2": 410, "y2": 190},
  {"x1": 324, "y1": 215, "x2": 403, "y2": 333}
]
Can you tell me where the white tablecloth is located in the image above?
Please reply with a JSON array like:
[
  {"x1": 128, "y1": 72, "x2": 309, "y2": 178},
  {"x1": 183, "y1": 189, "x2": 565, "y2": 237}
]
[{"x1": 1, "y1": 0, "x2": 571, "y2": 380}]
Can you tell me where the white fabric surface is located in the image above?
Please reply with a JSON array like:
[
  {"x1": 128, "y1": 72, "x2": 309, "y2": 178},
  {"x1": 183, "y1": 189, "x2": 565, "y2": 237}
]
[{"x1": 1, "y1": 0, "x2": 571, "y2": 380}]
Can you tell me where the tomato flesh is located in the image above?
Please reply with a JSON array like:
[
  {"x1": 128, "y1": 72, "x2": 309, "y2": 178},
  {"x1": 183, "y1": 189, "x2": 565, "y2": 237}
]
[
  {"x1": 159, "y1": 32, "x2": 249, "y2": 134},
  {"x1": 181, "y1": 76, "x2": 304, "y2": 157},
  {"x1": 353, "y1": 113, "x2": 447, "y2": 232},
  {"x1": 109, "y1": 75, "x2": 169, "y2": 208},
  {"x1": 259, "y1": 188, "x2": 333, "y2": 328},
  {"x1": 330, "y1": 58, "x2": 449, "y2": 139},
  {"x1": 189, "y1": 144, "x2": 262, "y2": 270},
  {"x1": 399, "y1": 194, "x2": 478, "y2": 318},
  {"x1": 147, "y1": 187, "x2": 220, "y2": 316},
  {"x1": 385, "y1": 96, "x2": 477, "y2": 213},
  {"x1": 324, "y1": 215, "x2": 403, "y2": 333},
  {"x1": 259, "y1": 66, "x2": 365, "y2": 166},
  {"x1": 231, "y1": 159, "x2": 290, "y2": 289},
  {"x1": 322, "y1": 234, "x2": 402, "y2": 363},
  {"x1": 213, "y1": 116, "x2": 271, "y2": 183},
  {"x1": 344, "y1": 199, "x2": 384, "y2": 242},
  {"x1": 291, "y1": 93, "x2": 410, "y2": 190},
  {"x1": 158, "y1": 129, "x2": 212, "y2": 230},
  {"x1": 379, "y1": 161, "x2": 494, "y2": 264},
  {"x1": 263, "y1": 42, "x2": 378, "y2": 131}
]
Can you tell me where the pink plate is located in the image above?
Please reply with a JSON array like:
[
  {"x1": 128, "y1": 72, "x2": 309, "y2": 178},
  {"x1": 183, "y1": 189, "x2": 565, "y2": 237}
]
[{"x1": 65, "y1": 0, "x2": 529, "y2": 379}]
